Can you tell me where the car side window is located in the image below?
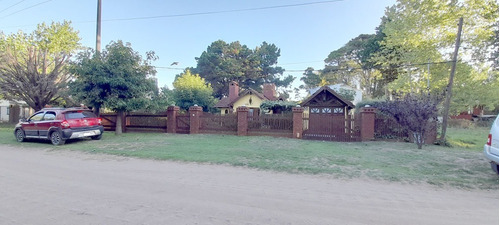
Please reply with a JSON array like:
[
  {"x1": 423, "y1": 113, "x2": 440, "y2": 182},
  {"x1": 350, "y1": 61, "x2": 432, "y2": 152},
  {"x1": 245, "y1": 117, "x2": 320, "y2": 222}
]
[
  {"x1": 43, "y1": 112, "x2": 56, "y2": 121},
  {"x1": 29, "y1": 112, "x2": 44, "y2": 122}
]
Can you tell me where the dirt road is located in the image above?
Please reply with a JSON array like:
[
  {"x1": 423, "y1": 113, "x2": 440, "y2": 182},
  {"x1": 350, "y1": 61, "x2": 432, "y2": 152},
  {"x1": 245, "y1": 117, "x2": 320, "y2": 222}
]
[{"x1": 0, "y1": 145, "x2": 498, "y2": 225}]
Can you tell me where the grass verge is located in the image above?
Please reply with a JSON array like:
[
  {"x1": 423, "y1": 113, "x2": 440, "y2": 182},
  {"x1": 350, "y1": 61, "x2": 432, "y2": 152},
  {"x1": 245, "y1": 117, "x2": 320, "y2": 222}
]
[{"x1": 0, "y1": 123, "x2": 497, "y2": 189}]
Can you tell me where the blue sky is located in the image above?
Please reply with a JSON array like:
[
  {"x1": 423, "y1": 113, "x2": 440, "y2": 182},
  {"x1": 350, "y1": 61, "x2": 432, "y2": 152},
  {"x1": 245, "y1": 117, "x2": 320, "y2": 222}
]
[{"x1": 0, "y1": 0, "x2": 396, "y2": 98}]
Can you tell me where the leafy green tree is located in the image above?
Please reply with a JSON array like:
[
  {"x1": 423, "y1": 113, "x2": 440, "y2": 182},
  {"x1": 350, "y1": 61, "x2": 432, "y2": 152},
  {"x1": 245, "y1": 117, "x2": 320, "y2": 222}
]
[
  {"x1": 69, "y1": 40, "x2": 157, "y2": 134},
  {"x1": 324, "y1": 34, "x2": 377, "y2": 87},
  {"x1": 301, "y1": 32, "x2": 396, "y2": 98},
  {"x1": 0, "y1": 21, "x2": 80, "y2": 111},
  {"x1": 68, "y1": 49, "x2": 105, "y2": 114},
  {"x1": 299, "y1": 67, "x2": 321, "y2": 90},
  {"x1": 375, "y1": 0, "x2": 499, "y2": 113},
  {"x1": 448, "y1": 63, "x2": 499, "y2": 114},
  {"x1": 336, "y1": 88, "x2": 356, "y2": 102},
  {"x1": 172, "y1": 69, "x2": 216, "y2": 111},
  {"x1": 145, "y1": 86, "x2": 175, "y2": 113},
  {"x1": 193, "y1": 40, "x2": 294, "y2": 98}
]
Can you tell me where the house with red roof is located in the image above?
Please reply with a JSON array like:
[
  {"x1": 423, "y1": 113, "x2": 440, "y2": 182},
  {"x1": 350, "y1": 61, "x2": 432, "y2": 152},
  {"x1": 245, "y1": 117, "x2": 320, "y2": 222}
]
[{"x1": 214, "y1": 81, "x2": 281, "y2": 116}]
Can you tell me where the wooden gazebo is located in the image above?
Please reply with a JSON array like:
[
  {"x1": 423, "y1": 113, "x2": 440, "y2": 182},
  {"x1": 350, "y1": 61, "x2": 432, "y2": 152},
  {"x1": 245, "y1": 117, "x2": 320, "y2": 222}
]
[{"x1": 300, "y1": 86, "x2": 357, "y2": 141}]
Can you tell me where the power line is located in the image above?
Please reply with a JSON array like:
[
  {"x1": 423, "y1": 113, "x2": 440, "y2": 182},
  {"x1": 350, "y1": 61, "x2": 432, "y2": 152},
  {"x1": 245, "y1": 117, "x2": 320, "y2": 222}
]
[
  {"x1": 0, "y1": 0, "x2": 27, "y2": 14},
  {"x1": 277, "y1": 60, "x2": 324, "y2": 66},
  {"x1": 276, "y1": 60, "x2": 457, "y2": 73},
  {"x1": 99, "y1": 0, "x2": 345, "y2": 23},
  {"x1": 1, "y1": 0, "x2": 345, "y2": 27},
  {"x1": 153, "y1": 60, "x2": 459, "y2": 74},
  {"x1": 155, "y1": 66, "x2": 185, "y2": 71},
  {"x1": 0, "y1": 0, "x2": 53, "y2": 19}
]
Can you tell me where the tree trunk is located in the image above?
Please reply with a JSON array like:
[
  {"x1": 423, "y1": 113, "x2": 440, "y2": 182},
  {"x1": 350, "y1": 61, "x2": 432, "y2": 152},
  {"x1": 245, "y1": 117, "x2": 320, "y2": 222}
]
[
  {"x1": 115, "y1": 111, "x2": 124, "y2": 135},
  {"x1": 414, "y1": 132, "x2": 423, "y2": 149},
  {"x1": 94, "y1": 105, "x2": 101, "y2": 117}
]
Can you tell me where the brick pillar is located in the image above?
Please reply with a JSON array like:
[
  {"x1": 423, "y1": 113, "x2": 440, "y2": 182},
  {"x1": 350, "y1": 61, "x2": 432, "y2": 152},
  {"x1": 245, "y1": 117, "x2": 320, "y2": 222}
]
[
  {"x1": 425, "y1": 122, "x2": 437, "y2": 144},
  {"x1": 360, "y1": 107, "x2": 376, "y2": 141},
  {"x1": 292, "y1": 107, "x2": 304, "y2": 139},
  {"x1": 189, "y1": 105, "x2": 203, "y2": 134},
  {"x1": 237, "y1": 106, "x2": 249, "y2": 136},
  {"x1": 167, "y1": 106, "x2": 179, "y2": 133}
]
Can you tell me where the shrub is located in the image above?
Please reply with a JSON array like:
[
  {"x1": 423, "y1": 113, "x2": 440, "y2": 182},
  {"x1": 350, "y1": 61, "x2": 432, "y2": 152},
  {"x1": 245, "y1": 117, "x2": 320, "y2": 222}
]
[{"x1": 375, "y1": 93, "x2": 440, "y2": 149}]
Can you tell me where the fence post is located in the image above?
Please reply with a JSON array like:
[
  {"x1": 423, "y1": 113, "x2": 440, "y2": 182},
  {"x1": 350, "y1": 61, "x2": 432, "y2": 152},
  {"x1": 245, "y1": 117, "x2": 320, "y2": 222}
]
[
  {"x1": 237, "y1": 106, "x2": 248, "y2": 136},
  {"x1": 167, "y1": 106, "x2": 179, "y2": 133},
  {"x1": 360, "y1": 106, "x2": 376, "y2": 141},
  {"x1": 292, "y1": 106, "x2": 304, "y2": 139},
  {"x1": 125, "y1": 113, "x2": 131, "y2": 133},
  {"x1": 189, "y1": 105, "x2": 203, "y2": 134}
]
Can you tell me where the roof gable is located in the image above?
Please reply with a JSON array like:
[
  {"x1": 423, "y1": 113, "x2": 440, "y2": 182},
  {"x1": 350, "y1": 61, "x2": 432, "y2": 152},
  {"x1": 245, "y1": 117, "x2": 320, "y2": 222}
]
[
  {"x1": 301, "y1": 86, "x2": 354, "y2": 109},
  {"x1": 215, "y1": 88, "x2": 270, "y2": 108}
]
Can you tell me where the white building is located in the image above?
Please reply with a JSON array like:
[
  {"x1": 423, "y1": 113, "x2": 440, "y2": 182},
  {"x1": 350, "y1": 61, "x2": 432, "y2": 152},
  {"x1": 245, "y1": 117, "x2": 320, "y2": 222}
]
[{"x1": 0, "y1": 100, "x2": 33, "y2": 122}]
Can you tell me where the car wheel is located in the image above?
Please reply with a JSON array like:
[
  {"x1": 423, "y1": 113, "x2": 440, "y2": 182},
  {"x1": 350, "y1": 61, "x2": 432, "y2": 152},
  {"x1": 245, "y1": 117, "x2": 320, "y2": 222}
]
[
  {"x1": 15, "y1": 129, "x2": 25, "y2": 142},
  {"x1": 491, "y1": 162, "x2": 499, "y2": 175},
  {"x1": 91, "y1": 134, "x2": 102, "y2": 140},
  {"x1": 50, "y1": 131, "x2": 65, "y2": 146}
]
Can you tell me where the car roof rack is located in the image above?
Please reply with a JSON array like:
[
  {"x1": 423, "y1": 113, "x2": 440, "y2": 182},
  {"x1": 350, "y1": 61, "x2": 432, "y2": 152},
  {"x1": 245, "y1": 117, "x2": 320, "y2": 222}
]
[
  {"x1": 66, "y1": 107, "x2": 90, "y2": 110},
  {"x1": 41, "y1": 107, "x2": 66, "y2": 110},
  {"x1": 41, "y1": 107, "x2": 91, "y2": 111}
]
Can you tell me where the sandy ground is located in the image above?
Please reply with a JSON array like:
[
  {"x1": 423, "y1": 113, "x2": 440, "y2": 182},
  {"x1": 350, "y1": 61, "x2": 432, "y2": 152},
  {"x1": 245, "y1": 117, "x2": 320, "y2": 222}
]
[{"x1": 0, "y1": 144, "x2": 498, "y2": 225}]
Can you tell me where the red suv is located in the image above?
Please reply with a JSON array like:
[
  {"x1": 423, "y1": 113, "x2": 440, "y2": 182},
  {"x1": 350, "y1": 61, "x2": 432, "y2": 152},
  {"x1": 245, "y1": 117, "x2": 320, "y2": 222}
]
[{"x1": 14, "y1": 107, "x2": 104, "y2": 145}]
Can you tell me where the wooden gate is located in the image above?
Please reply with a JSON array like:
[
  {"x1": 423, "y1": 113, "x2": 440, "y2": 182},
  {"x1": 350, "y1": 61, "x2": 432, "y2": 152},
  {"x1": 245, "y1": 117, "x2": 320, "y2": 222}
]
[
  {"x1": 303, "y1": 107, "x2": 360, "y2": 142},
  {"x1": 176, "y1": 115, "x2": 190, "y2": 134},
  {"x1": 101, "y1": 113, "x2": 117, "y2": 131}
]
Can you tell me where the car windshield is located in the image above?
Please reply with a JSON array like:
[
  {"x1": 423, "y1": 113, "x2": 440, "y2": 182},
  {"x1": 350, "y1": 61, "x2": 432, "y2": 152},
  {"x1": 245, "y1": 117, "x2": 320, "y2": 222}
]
[{"x1": 64, "y1": 111, "x2": 97, "y2": 119}]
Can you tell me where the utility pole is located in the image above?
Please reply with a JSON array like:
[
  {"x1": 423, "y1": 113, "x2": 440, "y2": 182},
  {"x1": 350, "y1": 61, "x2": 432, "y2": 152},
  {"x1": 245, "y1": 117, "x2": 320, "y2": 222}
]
[
  {"x1": 96, "y1": 0, "x2": 102, "y2": 52},
  {"x1": 94, "y1": 0, "x2": 102, "y2": 117},
  {"x1": 440, "y1": 17, "x2": 463, "y2": 143}
]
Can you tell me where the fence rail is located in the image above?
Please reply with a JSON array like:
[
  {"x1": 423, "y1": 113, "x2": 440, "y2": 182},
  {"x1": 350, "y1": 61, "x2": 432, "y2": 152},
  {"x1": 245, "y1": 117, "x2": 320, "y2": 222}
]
[
  {"x1": 245, "y1": 114, "x2": 292, "y2": 138},
  {"x1": 100, "y1": 112, "x2": 168, "y2": 132},
  {"x1": 248, "y1": 114, "x2": 293, "y2": 131},
  {"x1": 101, "y1": 113, "x2": 117, "y2": 131},
  {"x1": 374, "y1": 115, "x2": 408, "y2": 140},
  {"x1": 96, "y1": 107, "x2": 416, "y2": 143},
  {"x1": 200, "y1": 113, "x2": 237, "y2": 134}
]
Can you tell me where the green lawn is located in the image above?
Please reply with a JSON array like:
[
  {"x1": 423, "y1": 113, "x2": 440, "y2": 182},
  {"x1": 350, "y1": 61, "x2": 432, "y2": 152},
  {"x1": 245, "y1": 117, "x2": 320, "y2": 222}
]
[
  {"x1": 1, "y1": 123, "x2": 497, "y2": 189},
  {"x1": 446, "y1": 126, "x2": 490, "y2": 149}
]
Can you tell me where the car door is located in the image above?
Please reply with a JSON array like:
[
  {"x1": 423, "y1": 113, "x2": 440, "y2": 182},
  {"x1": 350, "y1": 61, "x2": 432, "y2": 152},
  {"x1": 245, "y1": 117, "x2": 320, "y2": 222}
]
[
  {"x1": 23, "y1": 112, "x2": 45, "y2": 138},
  {"x1": 38, "y1": 111, "x2": 56, "y2": 138}
]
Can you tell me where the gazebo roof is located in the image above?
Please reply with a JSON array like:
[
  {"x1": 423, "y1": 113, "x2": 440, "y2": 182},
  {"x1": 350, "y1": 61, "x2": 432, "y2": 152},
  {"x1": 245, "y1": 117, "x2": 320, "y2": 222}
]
[{"x1": 300, "y1": 86, "x2": 355, "y2": 109}]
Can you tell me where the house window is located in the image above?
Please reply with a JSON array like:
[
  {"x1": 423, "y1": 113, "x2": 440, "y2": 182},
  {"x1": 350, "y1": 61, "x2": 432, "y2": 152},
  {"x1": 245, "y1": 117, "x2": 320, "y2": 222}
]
[
  {"x1": 333, "y1": 107, "x2": 344, "y2": 114},
  {"x1": 311, "y1": 108, "x2": 320, "y2": 113},
  {"x1": 6, "y1": 107, "x2": 10, "y2": 115},
  {"x1": 224, "y1": 109, "x2": 229, "y2": 114},
  {"x1": 322, "y1": 108, "x2": 332, "y2": 114}
]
